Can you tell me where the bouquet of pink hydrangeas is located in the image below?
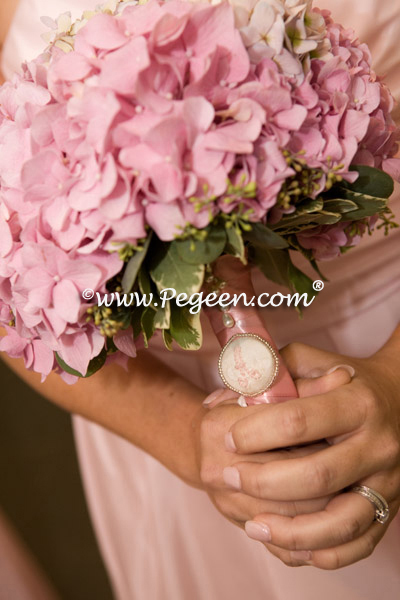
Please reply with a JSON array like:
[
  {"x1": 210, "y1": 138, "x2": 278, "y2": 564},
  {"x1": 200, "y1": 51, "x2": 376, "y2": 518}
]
[{"x1": 0, "y1": 0, "x2": 399, "y2": 384}]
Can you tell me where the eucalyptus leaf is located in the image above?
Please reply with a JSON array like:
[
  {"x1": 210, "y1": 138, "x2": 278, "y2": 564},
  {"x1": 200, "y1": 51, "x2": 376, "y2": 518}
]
[
  {"x1": 287, "y1": 236, "x2": 328, "y2": 282},
  {"x1": 224, "y1": 227, "x2": 247, "y2": 263},
  {"x1": 310, "y1": 259, "x2": 328, "y2": 282},
  {"x1": 175, "y1": 225, "x2": 226, "y2": 265},
  {"x1": 55, "y1": 348, "x2": 107, "y2": 378},
  {"x1": 346, "y1": 165, "x2": 394, "y2": 199},
  {"x1": 249, "y1": 246, "x2": 292, "y2": 288},
  {"x1": 169, "y1": 303, "x2": 202, "y2": 350},
  {"x1": 287, "y1": 261, "x2": 316, "y2": 298},
  {"x1": 243, "y1": 222, "x2": 288, "y2": 249},
  {"x1": 122, "y1": 234, "x2": 152, "y2": 293},
  {"x1": 149, "y1": 242, "x2": 204, "y2": 296}
]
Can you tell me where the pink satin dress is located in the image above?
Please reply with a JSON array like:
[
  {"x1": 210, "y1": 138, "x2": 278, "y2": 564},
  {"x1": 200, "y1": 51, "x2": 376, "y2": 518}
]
[{"x1": 2, "y1": 1, "x2": 400, "y2": 598}]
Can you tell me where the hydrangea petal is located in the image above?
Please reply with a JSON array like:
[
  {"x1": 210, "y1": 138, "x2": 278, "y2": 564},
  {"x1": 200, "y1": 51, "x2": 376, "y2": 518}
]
[
  {"x1": 145, "y1": 202, "x2": 186, "y2": 241},
  {"x1": 99, "y1": 37, "x2": 150, "y2": 94},
  {"x1": 80, "y1": 13, "x2": 129, "y2": 50},
  {"x1": 57, "y1": 330, "x2": 92, "y2": 375},
  {"x1": 51, "y1": 52, "x2": 93, "y2": 81},
  {"x1": 114, "y1": 327, "x2": 136, "y2": 358},
  {"x1": 53, "y1": 280, "x2": 81, "y2": 323},
  {"x1": 0, "y1": 218, "x2": 13, "y2": 258}
]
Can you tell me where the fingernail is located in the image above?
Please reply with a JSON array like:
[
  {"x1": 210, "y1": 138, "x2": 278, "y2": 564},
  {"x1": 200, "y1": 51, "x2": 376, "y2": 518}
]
[
  {"x1": 245, "y1": 521, "x2": 271, "y2": 543},
  {"x1": 237, "y1": 395, "x2": 248, "y2": 407},
  {"x1": 203, "y1": 389, "x2": 226, "y2": 406},
  {"x1": 307, "y1": 364, "x2": 355, "y2": 379},
  {"x1": 290, "y1": 550, "x2": 312, "y2": 562},
  {"x1": 326, "y1": 364, "x2": 355, "y2": 379},
  {"x1": 225, "y1": 432, "x2": 237, "y2": 452},
  {"x1": 223, "y1": 466, "x2": 241, "y2": 490}
]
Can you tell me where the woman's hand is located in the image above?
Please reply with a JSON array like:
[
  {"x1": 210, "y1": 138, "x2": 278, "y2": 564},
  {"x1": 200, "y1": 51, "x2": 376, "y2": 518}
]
[
  {"x1": 197, "y1": 367, "x2": 352, "y2": 532},
  {"x1": 221, "y1": 330, "x2": 400, "y2": 569}
]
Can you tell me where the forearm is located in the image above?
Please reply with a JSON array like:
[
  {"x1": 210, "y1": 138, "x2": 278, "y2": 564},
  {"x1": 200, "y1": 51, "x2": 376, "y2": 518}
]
[{"x1": 0, "y1": 337, "x2": 207, "y2": 488}]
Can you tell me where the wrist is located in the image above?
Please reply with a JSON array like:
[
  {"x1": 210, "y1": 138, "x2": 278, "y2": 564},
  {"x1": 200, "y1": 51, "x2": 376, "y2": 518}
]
[{"x1": 174, "y1": 397, "x2": 208, "y2": 489}]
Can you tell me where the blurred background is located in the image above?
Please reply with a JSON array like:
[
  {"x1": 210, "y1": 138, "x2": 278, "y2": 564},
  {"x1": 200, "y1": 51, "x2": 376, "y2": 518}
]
[{"x1": 0, "y1": 359, "x2": 113, "y2": 599}]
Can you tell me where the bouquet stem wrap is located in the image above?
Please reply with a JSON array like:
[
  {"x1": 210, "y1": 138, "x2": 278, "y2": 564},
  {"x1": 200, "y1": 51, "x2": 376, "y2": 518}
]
[{"x1": 204, "y1": 256, "x2": 298, "y2": 405}]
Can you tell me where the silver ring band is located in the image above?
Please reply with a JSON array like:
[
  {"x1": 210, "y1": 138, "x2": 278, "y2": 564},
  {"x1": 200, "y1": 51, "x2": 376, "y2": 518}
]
[{"x1": 347, "y1": 485, "x2": 390, "y2": 524}]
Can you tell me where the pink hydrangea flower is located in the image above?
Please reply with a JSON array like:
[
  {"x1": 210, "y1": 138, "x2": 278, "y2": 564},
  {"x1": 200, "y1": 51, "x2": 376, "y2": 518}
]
[
  {"x1": 0, "y1": 0, "x2": 399, "y2": 380},
  {"x1": 0, "y1": 325, "x2": 55, "y2": 380},
  {"x1": 296, "y1": 221, "x2": 366, "y2": 260}
]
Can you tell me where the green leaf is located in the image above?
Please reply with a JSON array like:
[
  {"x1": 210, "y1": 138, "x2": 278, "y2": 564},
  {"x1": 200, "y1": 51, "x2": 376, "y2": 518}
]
[
  {"x1": 310, "y1": 259, "x2": 328, "y2": 282},
  {"x1": 175, "y1": 225, "x2": 227, "y2": 265},
  {"x1": 272, "y1": 210, "x2": 341, "y2": 234},
  {"x1": 334, "y1": 190, "x2": 388, "y2": 220},
  {"x1": 55, "y1": 348, "x2": 107, "y2": 378},
  {"x1": 287, "y1": 236, "x2": 328, "y2": 282},
  {"x1": 141, "y1": 306, "x2": 156, "y2": 347},
  {"x1": 149, "y1": 241, "x2": 204, "y2": 296},
  {"x1": 322, "y1": 199, "x2": 358, "y2": 213},
  {"x1": 249, "y1": 247, "x2": 317, "y2": 312},
  {"x1": 131, "y1": 306, "x2": 145, "y2": 340},
  {"x1": 271, "y1": 197, "x2": 341, "y2": 234},
  {"x1": 243, "y1": 222, "x2": 289, "y2": 249},
  {"x1": 138, "y1": 266, "x2": 160, "y2": 311},
  {"x1": 105, "y1": 337, "x2": 118, "y2": 355},
  {"x1": 162, "y1": 329, "x2": 173, "y2": 351},
  {"x1": 224, "y1": 227, "x2": 247, "y2": 264},
  {"x1": 122, "y1": 234, "x2": 152, "y2": 293},
  {"x1": 287, "y1": 261, "x2": 316, "y2": 298},
  {"x1": 169, "y1": 303, "x2": 202, "y2": 350},
  {"x1": 296, "y1": 197, "x2": 324, "y2": 213},
  {"x1": 153, "y1": 302, "x2": 171, "y2": 329},
  {"x1": 138, "y1": 267, "x2": 152, "y2": 296},
  {"x1": 347, "y1": 165, "x2": 394, "y2": 199},
  {"x1": 249, "y1": 247, "x2": 292, "y2": 288}
]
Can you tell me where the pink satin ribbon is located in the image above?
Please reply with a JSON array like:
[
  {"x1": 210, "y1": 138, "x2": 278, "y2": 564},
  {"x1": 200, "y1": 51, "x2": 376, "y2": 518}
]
[{"x1": 204, "y1": 255, "x2": 298, "y2": 404}]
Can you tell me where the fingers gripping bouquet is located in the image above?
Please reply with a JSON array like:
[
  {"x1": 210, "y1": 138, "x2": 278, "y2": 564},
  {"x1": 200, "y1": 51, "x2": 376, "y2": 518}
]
[{"x1": 0, "y1": 0, "x2": 399, "y2": 400}]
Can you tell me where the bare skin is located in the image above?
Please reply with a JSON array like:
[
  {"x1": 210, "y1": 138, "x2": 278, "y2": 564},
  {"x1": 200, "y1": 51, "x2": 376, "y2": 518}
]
[
  {"x1": 214, "y1": 329, "x2": 400, "y2": 568},
  {"x1": 0, "y1": 0, "x2": 19, "y2": 84}
]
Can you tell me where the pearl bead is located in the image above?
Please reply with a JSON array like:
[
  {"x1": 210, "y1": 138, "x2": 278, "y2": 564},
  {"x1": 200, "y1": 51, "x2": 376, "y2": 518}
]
[{"x1": 222, "y1": 313, "x2": 235, "y2": 328}]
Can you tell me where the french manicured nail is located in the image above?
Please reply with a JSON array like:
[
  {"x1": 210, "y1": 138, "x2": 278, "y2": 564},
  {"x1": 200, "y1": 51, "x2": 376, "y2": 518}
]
[
  {"x1": 290, "y1": 550, "x2": 312, "y2": 562},
  {"x1": 245, "y1": 521, "x2": 271, "y2": 543},
  {"x1": 237, "y1": 395, "x2": 248, "y2": 407},
  {"x1": 225, "y1": 432, "x2": 237, "y2": 452},
  {"x1": 223, "y1": 466, "x2": 241, "y2": 490},
  {"x1": 203, "y1": 389, "x2": 226, "y2": 406},
  {"x1": 326, "y1": 364, "x2": 355, "y2": 378}
]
